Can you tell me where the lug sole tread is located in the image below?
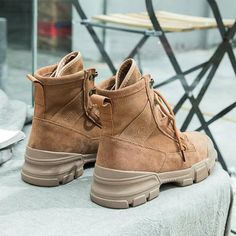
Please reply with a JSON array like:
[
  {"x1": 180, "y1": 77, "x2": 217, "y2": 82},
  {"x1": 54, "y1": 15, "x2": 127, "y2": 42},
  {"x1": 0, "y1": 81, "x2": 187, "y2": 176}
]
[{"x1": 90, "y1": 158, "x2": 216, "y2": 209}]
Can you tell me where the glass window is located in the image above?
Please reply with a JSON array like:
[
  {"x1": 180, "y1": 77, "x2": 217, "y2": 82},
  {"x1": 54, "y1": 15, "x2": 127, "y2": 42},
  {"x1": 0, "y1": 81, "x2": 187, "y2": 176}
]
[{"x1": 0, "y1": 0, "x2": 72, "y2": 105}]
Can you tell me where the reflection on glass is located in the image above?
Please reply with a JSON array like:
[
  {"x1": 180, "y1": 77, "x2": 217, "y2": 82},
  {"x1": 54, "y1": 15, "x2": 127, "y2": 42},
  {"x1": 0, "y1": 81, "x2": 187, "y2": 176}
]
[{"x1": 0, "y1": 0, "x2": 72, "y2": 104}]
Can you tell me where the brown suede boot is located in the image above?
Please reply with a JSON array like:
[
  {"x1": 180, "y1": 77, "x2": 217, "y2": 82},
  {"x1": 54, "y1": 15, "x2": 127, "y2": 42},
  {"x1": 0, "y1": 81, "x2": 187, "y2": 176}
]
[
  {"x1": 22, "y1": 52, "x2": 101, "y2": 186},
  {"x1": 90, "y1": 59, "x2": 217, "y2": 208}
]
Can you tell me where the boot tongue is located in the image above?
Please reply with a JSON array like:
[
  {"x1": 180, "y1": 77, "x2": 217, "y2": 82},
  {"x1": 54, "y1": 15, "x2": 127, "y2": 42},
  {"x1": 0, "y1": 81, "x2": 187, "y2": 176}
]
[
  {"x1": 51, "y1": 51, "x2": 83, "y2": 77},
  {"x1": 115, "y1": 59, "x2": 142, "y2": 89}
]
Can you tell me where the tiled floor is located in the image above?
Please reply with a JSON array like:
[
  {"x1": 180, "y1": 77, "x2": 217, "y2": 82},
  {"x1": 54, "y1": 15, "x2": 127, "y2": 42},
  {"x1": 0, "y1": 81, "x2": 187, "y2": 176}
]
[{"x1": 2, "y1": 46, "x2": 236, "y2": 233}]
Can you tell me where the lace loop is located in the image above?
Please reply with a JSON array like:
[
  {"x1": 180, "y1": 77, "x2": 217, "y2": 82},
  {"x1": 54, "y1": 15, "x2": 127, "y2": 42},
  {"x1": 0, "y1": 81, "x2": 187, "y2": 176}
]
[{"x1": 153, "y1": 89, "x2": 186, "y2": 162}]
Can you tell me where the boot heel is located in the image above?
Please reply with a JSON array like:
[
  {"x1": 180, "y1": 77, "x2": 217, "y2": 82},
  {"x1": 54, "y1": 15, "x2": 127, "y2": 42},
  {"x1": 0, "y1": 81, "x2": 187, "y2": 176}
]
[
  {"x1": 90, "y1": 164, "x2": 161, "y2": 209},
  {"x1": 21, "y1": 146, "x2": 96, "y2": 187}
]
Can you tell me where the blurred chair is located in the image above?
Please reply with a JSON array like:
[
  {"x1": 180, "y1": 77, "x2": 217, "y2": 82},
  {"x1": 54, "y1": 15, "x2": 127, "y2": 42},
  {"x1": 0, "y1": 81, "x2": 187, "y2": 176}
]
[
  {"x1": 73, "y1": 0, "x2": 236, "y2": 171},
  {"x1": 0, "y1": 18, "x2": 7, "y2": 90}
]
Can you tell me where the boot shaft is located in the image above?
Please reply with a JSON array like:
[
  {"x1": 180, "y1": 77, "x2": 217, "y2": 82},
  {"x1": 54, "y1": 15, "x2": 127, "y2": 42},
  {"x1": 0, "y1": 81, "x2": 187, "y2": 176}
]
[
  {"x1": 27, "y1": 52, "x2": 101, "y2": 154},
  {"x1": 96, "y1": 77, "x2": 148, "y2": 135},
  {"x1": 95, "y1": 74, "x2": 179, "y2": 147},
  {"x1": 31, "y1": 66, "x2": 99, "y2": 125},
  {"x1": 22, "y1": 51, "x2": 102, "y2": 187},
  {"x1": 92, "y1": 58, "x2": 197, "y2": 172}
]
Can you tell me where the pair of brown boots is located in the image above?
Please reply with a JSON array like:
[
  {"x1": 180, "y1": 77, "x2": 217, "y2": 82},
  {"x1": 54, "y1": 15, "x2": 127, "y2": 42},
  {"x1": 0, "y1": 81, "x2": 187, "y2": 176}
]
[{"x1": 21, "y1": 52, "x2": 216, "y2": 209}]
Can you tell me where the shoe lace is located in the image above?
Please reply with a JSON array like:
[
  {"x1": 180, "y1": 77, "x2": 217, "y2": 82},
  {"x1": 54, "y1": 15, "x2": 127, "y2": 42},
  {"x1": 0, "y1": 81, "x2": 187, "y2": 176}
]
[{"x1": 150, "y1": 79, "x2": 187, "y2": 162}]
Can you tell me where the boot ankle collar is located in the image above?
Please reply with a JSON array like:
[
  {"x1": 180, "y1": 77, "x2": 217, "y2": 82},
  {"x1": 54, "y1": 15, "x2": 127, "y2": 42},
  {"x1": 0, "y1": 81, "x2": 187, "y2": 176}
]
[
  {"x1": 96, "y1": 77, "x2": 147, "y2": 99},
  {"x1": 34, "y1": 64, "x2": 86, "y2": 85}
]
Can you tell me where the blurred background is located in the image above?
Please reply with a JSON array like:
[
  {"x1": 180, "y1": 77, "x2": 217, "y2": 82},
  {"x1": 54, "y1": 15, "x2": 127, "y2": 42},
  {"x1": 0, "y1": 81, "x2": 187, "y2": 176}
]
[{"x1": 0, "y1": 0, "x2": 235, "y2": 100}]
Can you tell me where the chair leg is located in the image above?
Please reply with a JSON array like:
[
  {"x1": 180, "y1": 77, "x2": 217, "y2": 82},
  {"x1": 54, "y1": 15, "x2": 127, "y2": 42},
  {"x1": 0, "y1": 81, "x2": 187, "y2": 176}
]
[
  {"x1": 208, "y1": 0, "x2": 236, "y2": 76},
  {"x1": 226, "y1": 46, "x2": 236, "y2": 77},
  {"x1": 196, "y1": 102, "x2": 236, "y2": 131},
  {"x1": 173, "y1": 40, "x2": 228, "y2": 114},
  {"x1": 156, "y1": 33, "x2": 212, "y2": 136},
  {"x1": 73, "y1": 0, "x2": 116, "y2": 74},
  {"x1": 156, "y1": 34, "x2": 226, "y2": 171},
  {"x1": 73, "y1": 0, "x2": 153, "y2": 75},
  {"x1": 146, "y1": 0, "x2": 229, "y2": 171},
  {"x1": 180, "y1": 22, "x2": 236, "y2": 131},
  {"x1": 126, "y1": 35, "x2": 149, "y2": 73},
  {"x1": 126, "y1": 35, "x2": 149, "y2": 59},
  {"x1": 180, "y1": 47, "x2": 225, "y2": 131}
]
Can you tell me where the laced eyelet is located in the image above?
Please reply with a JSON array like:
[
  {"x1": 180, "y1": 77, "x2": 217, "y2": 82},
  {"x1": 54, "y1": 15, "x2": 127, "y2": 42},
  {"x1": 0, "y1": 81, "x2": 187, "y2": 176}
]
[
  {"x1": 89, "y1": 75, "x2": 94, "y2": 81},
  {"x1": 93, "y1": 71, "x2": 98, "y2": 77},
  {"x1": 154, "y1": 98, "x2": 158, "y2": 106},
  {"x1": 153, "y1": 87, "x2": 187, "y2": 162},
  {"x1": 149, "y1": 78, "x2": 154, "y2": 88},
  {"x1": 89, "y1": 71, "x2": 98, "y2": 80},
  {"x1": 89, "y1": 88, "x2": 96, "y2": 96}
]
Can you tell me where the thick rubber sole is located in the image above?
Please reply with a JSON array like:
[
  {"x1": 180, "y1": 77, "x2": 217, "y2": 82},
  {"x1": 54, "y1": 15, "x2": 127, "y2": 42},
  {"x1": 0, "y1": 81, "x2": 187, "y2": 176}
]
[
  {"x1": 90, "y1": 149, "x2": 217, "y2": 209},
  {"x1": 21, "y1": 146, "x2": 96, "y2": 187}
]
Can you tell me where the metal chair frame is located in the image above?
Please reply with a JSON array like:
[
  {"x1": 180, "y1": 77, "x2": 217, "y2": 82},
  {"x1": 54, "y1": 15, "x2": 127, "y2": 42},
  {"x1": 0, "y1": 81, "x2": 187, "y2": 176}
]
[{"x1": 73, "y1": 0, "x2": 236, "y2": 171}]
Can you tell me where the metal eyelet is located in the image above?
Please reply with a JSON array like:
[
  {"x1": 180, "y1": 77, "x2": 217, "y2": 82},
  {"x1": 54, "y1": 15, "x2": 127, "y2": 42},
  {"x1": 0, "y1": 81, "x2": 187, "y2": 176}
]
[
  {"x1": 94, "y1": 71, "x2": 98, "y2": 77},
  {"x1": 89, "y1": 75, "x2": 94, "y2": 81},
  {"x1": 89, "y1": 71, "x2": 98, "y2": 81},
  {"x1": 149, "y1": 78, "x2": 154, "y2": 88},
  {"x1": 89, "y1": 88, "x2": 96, "y2": 96}
]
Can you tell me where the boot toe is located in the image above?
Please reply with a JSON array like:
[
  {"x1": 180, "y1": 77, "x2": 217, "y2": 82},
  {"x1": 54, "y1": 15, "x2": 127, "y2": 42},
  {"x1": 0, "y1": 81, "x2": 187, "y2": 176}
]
[
  {"x1": 185, "y1": 131, "x2": 209, "y2": 160},
  {"x1": 206, "y1": 136, "x2": 217, "y2": 161}
]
